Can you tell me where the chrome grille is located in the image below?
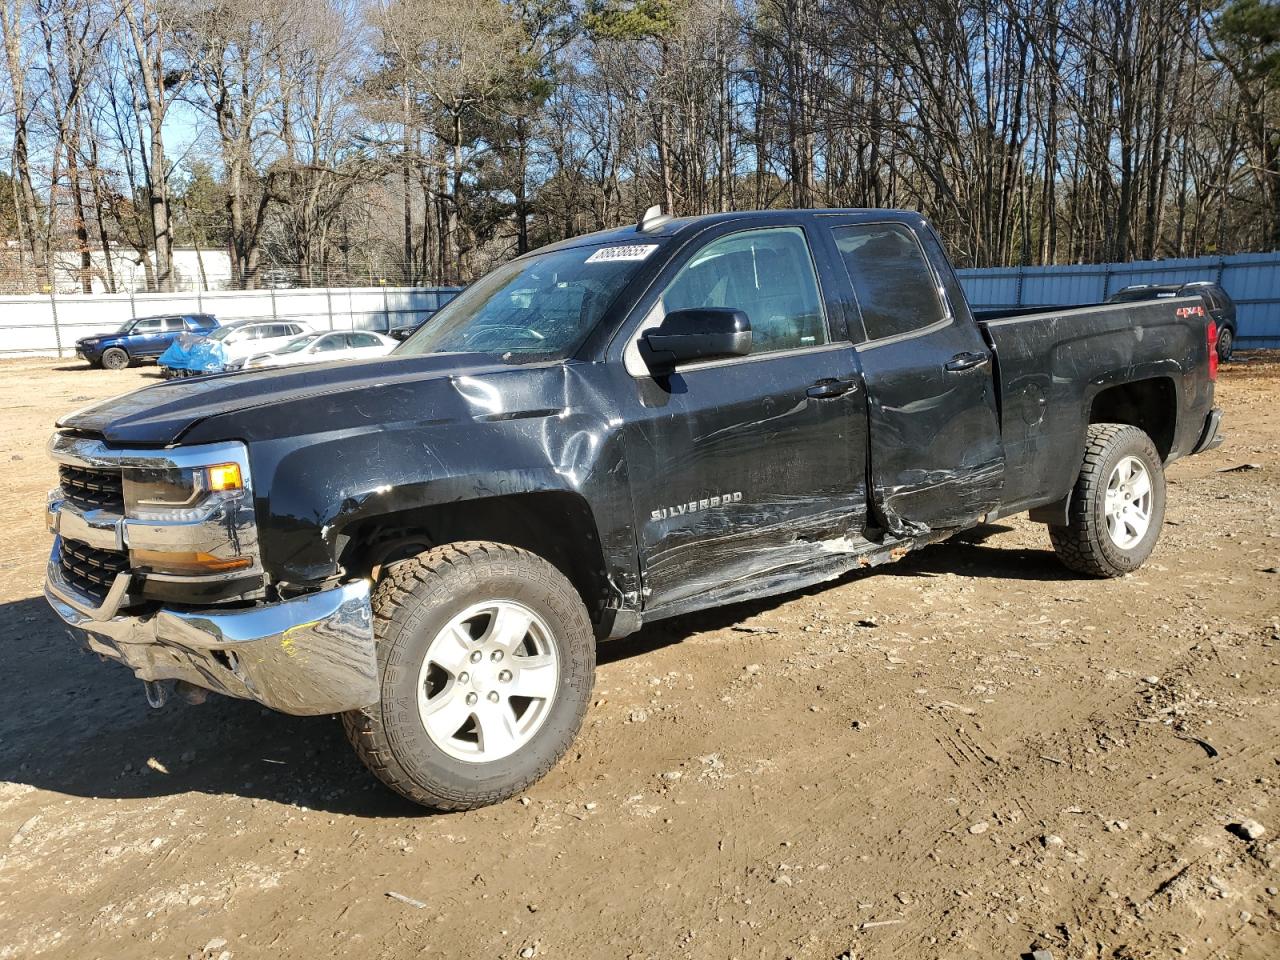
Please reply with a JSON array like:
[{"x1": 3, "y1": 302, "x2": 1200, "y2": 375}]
[
  {"x1": 58, "y1": 464, "x2": 125, "y2": 512},
  {"x1": 60, "y1": 537, "x2": 129, "y2": 602}
]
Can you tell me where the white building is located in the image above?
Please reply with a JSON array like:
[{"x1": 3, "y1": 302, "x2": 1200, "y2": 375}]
[{"x1": 49, "y1": 248, "x2": 234, "y2": 293}]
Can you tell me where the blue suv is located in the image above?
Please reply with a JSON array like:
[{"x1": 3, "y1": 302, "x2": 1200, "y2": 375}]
[{"x1": 76, "y1": 313, "x2": 219, "y2": 370}]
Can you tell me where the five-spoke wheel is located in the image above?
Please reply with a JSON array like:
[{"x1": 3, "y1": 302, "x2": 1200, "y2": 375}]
[
  {"x1": 417, "y1": 600, "x2": 560, "y2": 762},
  {"x1": 1103, "y1": 455, "x2": 1153, "y2": 549}
]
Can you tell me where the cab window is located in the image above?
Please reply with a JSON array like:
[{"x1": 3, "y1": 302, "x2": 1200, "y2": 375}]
[
  {"x1": 832, "y1": 224, "x2": 947, "y2": 342},
  {"x1": 314, "y1": 334, "x2": 345, "y2": 352},
  {"x1": 660, "y1": 226, "x2": 827, "y2": 356}
]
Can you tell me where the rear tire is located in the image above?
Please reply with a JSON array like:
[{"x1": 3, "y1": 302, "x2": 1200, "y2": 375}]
[
  {"x1": 1216, "y1": 325, "x2": 1234, "y2": 363},
  {"x1": 101, "y1": 347, "x2": 130, "y2": 370},
  {"x1": 1049, "y1": 423, "x2": 1166, "y2": 578},
  {"x1": 343, "y1": 541, "x2": 595, "y2": 811}
]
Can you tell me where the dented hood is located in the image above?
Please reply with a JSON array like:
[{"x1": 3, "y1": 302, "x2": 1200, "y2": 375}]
[{"x1": 58, "y1": 353, "x2": 528, "y2": 446}]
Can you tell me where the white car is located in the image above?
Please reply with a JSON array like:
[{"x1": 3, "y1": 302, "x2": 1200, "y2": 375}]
[
  {"x1": 242, "y1": 330, "x2": 398, "y2": 369},
  {"x1": 207, "y1": 322, "x2": 309, "y2": 368}
]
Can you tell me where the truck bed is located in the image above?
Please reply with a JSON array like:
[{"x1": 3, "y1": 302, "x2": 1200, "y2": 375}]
[{"x1": 976, "y1": 296, "x2": 1215, "y2": 516}]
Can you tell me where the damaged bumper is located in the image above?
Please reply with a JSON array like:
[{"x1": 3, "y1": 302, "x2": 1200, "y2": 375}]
[
  {"x1": 1192, "y1": 407, "x2": 1224, "y2": 455},
  {"x1": 45, "y1": 557, "x2": 378, "y2": 716}
]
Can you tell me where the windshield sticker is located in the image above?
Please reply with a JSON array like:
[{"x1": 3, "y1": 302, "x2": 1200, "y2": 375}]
[{"x1": 586, "y1": 244, "x2": 658, "y2": 263}]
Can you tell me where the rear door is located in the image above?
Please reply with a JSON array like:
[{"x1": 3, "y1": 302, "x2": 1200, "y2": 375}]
[
  {"x1": 618, "y1": 221, "x2": 869, "y2": 612},
  {"x1": 819, "y1": 217, "x2": 1004, "y2": 535},
  {"x1": 153, "y1": 316, "x2": 185, "y2": 354},
  {"x1": 348, "y1": 332, "x2": 390, "y2": 357}
]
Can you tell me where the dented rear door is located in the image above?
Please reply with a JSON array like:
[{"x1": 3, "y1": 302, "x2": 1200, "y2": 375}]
[{"x1": 819, "y1": 216, "x2": 1004, "y2": 535}]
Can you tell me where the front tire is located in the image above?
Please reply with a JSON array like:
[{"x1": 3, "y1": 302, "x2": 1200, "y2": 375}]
[
  {"x1": 1050, "y1": 423, "x2": 1166, "y2": 577},
  {"x1": 101, "y1": 347, "x2": 130, "y2": 370},
  {"x1": 343, "y1": 541, "x2": 595, "y2": 811}
]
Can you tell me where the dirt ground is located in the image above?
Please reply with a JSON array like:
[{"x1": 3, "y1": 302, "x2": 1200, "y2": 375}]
[{"x1": 0, "y1": 356, "x2": 1277, "y2": 960}]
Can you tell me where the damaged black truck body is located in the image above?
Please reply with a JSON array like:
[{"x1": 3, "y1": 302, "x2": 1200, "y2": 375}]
[{"x1": 45, "y1": 209, "x2": 1224, "y2": 809}]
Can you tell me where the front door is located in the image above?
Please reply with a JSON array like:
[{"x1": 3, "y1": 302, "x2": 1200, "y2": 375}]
[
  {"x1": 130, "y1": 316, "x2": 171, "y2": 357},
  {"x1": 620, "y1": 223, "x2": 868, "y2": 613},
  {"x1": 820, "y1": 217, "x2": 1004, "y2": 535}
]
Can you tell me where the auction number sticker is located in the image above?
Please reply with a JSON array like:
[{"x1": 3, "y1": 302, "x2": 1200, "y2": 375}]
[{"x1": 586, "y1": 244, "x2": 658, "y2": 263}]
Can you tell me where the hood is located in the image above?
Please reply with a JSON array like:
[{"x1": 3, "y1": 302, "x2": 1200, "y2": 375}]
[{"x1": 58, "y1": 353, "x2": 541, "y2": 446}]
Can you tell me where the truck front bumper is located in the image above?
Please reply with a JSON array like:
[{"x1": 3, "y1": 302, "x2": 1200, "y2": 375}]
[{"x1": 45, "y1": 556, "x2": 378, "y2": 716}]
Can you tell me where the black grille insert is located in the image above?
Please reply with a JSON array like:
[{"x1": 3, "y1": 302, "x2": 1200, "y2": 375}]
[
  {"x1": 60, "y1": 537, "x2": 129, "y2": 603},
  {"x1": 58, "y1": 464, "x2": 125, "y2": 511}
]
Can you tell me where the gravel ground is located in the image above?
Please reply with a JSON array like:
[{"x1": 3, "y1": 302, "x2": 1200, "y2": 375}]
[{"x1": 0, "y1": 355, "x2": 1277, "y2": 960}]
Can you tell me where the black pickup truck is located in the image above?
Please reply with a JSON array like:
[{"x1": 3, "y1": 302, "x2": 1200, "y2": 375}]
[{"x1": 44, "y1": 209, "x2": 1223, "y2": 810}]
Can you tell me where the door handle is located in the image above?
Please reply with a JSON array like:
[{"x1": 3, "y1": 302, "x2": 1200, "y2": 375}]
[
  {"x1": 944, "y1": 351, "x2": 989, "y2": 372},
  {"x1": 806, "y1": 377, "x2": 859, "y2": 399}
]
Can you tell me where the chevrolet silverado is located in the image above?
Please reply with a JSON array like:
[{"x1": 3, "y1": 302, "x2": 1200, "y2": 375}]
[{"x1": 44, "y1": 208, "x2": 1223, "y2": 810}]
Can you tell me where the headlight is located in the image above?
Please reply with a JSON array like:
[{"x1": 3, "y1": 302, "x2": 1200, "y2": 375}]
[{"x1": 123, "y1": 462, "x2": 243, "y2": 522}]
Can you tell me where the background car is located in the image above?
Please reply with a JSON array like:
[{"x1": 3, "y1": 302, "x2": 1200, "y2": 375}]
[
  {"x1": 388, "y1": 318, "x2": 428, "y2": 341},
  {"x1": 159, "y1": 321, "x2": 308, "y2": 377},
  {"x1": 240, "y1": 330, "x2": 398, "y2": 369},
  {"x1": 1107, "y1": 281, "x2": 1237, "y2": 360},
  {"x1": 75, "y1": 313, "x2": 218, "y2": 370}
]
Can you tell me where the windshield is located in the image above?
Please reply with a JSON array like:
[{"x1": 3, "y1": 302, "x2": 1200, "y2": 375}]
[
  {"x1": 397, "y1": 243, "x2": 655, "y2": 361},
  {"x1": 113, "y1": 318, "x2": 142, "y2": 333},
  {"x1": 208, "y1": 325, "x2": 245, "y2": 341},
  {"x1": 278, "y1": 334, "x2": 320, "y2": 354}
]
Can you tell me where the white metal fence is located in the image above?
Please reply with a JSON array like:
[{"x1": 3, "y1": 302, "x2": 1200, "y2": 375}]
[{"x1": 0, "y1": 286, "x2": 463, "y2": 356}]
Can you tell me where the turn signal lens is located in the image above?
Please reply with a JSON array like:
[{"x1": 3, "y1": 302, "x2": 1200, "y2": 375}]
[
  {"x1": 207, "y1": 463, "x2": 242, "y2": 492},
  {"x1": 131, "y1": 548, "x2": 252, "y2": 574}
]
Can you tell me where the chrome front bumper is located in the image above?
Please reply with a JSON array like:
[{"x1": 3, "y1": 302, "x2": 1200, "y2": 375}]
[{"x1": 46, "y1": 556, "x2": 378, "y2": 716}]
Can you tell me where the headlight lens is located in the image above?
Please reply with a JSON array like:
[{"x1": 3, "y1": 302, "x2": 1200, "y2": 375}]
[{"x1": 123, "y1": 463, "x2": 243, "y2": 521}]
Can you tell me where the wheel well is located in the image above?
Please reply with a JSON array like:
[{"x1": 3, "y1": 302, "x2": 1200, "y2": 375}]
[
  {"x1": 1089, "y1": 377, "x2": 1176, "y2": 460},
  {"x1": 338, "y1": 491, "x2": 610, "y2": 621}
]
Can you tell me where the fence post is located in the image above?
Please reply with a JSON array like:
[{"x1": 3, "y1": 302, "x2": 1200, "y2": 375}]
[
  {"x1": 325, "y1": 287, "x2": 334, "y2": 330},
  {"x1": 1015, "y1": 265, "x2": 1025, "y2": 306},
  {"x1": 382, "y1": 286, "x2": 390, "y2": 333},
  {"x1": 270, "y1": 287, "x2": 277, "y2": 322},
  {"x1": 1101, "y1": 265, "x2": 1113, "y2": 300},
  {"x1": 49, "y1": 289, "x2": 63, "y2": 358}
]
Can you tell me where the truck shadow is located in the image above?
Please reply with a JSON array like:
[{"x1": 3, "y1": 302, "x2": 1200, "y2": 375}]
[
  {"x1": 0, "y1": 595, "x2": 427, "y2": 818},
  {"x1": 601, "y1": 525, "x2": 1067, "y2": 665},
  {"x1": 0, "y1": 531, "x2": 1073, "y2": 817}
]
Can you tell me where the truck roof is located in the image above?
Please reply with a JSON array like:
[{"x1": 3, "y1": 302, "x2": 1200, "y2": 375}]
[{"x1": 532, "y1": 208, "x2": 929, "y2": 257}]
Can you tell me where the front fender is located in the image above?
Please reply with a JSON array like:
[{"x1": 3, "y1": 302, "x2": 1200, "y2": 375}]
[{"x1": 249, "y1": 414, "x2": 622, "y2": 583}]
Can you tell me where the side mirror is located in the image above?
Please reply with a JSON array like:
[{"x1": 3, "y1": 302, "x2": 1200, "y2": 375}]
[{"x1": 640, "y1": 307, "x2": 751, "y2": 375}]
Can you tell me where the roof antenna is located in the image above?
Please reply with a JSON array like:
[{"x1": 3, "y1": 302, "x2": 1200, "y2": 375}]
[{"x1": 638, "y1": 204, "x2": 672, "y2": 233}]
